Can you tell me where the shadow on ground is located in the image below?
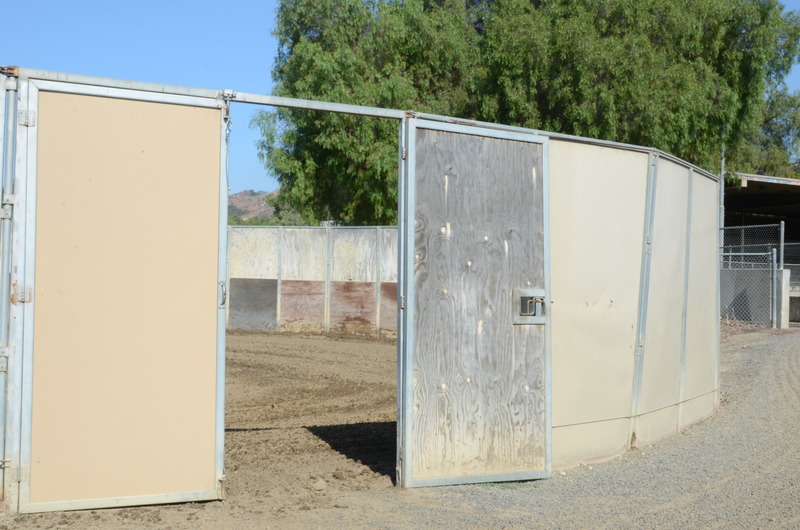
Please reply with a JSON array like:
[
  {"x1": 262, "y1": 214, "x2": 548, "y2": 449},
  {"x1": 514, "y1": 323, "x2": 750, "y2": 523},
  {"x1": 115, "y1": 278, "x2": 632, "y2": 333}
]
[{"x1": 307, "y1": 421, "x2": 396, "y2": 480}]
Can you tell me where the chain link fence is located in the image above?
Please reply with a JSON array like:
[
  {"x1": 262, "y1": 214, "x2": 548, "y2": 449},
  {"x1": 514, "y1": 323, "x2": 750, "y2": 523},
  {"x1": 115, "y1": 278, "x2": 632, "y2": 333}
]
[{"x1": 720, "y1": 224, "x2": 781, "y2": 326}]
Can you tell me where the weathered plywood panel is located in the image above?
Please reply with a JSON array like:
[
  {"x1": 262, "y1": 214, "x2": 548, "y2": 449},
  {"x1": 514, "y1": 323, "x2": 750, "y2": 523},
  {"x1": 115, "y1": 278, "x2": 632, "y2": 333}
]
[
  {"x1": 280, "y1": 280, "x2": 326, "y2": 332},
  {"x1": 282, "y1": 229, "x2": 327, "y2": 281},
  {"x1": 412, "y1": 129, "x2": 546, "y2": 479},
  {"x1": 228, "y1": 227, "x2": 279, "y2": 279},
  {"x1": 330, "y1": 281, "x2": 377, "y2": 334},
  {"x1": 549, "y1": 141, "x2": 647, "y2": 427},
  {"x1": 683, "y1": 174, "x2": 719, "y2": 401},
  {"x1": 380, "y1": 228, "x2": 399, "y2": 282},
  {"x1": 380, "y1": 282, "x2": 398, "y2": 336},
  {"x1": 228, "y1": 278, "x2": 278, "y2": 331},
  {"x1": 639, "y1": 159, "x2": 689, "y2": 416},
  {"x1": 331, "y1": 229, "x2": 376, "y2": 282},
  {"x1": 31, "y1": 92, "x2": 219, "y2": 504}
]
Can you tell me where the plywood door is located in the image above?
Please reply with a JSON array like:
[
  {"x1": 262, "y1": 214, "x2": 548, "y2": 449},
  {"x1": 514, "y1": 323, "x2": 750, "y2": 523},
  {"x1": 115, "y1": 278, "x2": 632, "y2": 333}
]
[
  {"x1": 24, "y1": 90, "x2": 223, "y2": 511},
  {"x1": 400, "y1": 122, "x2": 549, "y2": 486}
]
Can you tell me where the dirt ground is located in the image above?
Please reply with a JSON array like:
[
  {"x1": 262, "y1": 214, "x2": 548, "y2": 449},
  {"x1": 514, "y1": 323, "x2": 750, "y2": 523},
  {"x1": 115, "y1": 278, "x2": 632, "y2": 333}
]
[{"x1": 4, "y1": 324, "x2": 799, "y2": 528}]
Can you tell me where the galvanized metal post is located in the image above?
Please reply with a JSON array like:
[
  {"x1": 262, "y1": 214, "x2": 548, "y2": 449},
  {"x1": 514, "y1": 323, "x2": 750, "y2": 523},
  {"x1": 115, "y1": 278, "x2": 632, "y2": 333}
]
[
  {"x1": 780, "y1": 221, "x2": 785, "y2": 269},
  {"x1": 0, "y1": 81, "x2": 17, "y2": 346},
  {"x1": 325, "y1": 226, "x2": 332, "y2": 333},
  {"x1": 277, "y1": 226, "x2": 283, "y2": 331},
  {"x1": 772, "y1": 248, "x2": 778, "y2": 328},
  {"x1": 0, "y1": 74, "x2": 14, "y2": 509},
  {"x1": 629, "y1": 152, "x2": 658, "y2": 447},
  {"x1": 375, "y1": 226, "x2": 381, "y2": 338}
]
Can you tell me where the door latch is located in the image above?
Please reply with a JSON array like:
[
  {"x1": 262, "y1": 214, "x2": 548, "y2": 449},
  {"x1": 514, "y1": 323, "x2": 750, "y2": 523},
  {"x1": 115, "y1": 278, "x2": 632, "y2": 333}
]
[{"x1": 513, "y1": 288, "x2": 546, "y2": 325}]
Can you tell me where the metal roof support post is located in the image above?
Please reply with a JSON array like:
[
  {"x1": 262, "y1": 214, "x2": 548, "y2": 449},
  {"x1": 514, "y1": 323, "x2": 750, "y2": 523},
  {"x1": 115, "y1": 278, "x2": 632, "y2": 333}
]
[{"x1": 780, "y1": 221, "x2": 785, "y2": 269}]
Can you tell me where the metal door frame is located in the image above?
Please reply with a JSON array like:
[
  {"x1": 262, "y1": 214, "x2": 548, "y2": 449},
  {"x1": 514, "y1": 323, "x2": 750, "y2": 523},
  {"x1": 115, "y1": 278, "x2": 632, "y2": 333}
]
[
  {"x1": 397, "y1": 118, "x2": 552, "y2": 487},
  {"x1": 2, "y1": 75, "x2": 229, "y2": 513}
]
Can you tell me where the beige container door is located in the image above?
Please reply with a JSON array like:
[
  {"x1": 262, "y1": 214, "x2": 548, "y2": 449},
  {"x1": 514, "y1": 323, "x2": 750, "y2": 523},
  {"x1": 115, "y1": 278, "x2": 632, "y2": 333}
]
[
  {"x1": 397, "y1": 120, "x2": 551, "y2": 487},
  {"x1": 17, "y1": 85, "x2": 225, "y2": 512}
]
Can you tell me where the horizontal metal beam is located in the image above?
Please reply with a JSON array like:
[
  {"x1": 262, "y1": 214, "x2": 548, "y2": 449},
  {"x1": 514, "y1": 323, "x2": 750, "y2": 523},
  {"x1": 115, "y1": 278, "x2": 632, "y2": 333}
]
[
  {"x1": 229, "y1": 92, "x2": 407, "y2": 120},
  {"x1": 5, "y1": 65, "x2": 718, "y2": 181}
]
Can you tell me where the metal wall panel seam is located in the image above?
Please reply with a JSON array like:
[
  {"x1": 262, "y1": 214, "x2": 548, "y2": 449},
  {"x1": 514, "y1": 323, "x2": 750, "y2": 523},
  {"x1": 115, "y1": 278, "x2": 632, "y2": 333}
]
[
  {"x1": 277, "y1": 226, "x2": 283, "y2": 331},
  {"x1": 628, "y1": 152, "x2": 659, "y2": 447},
  {"x1": 375, "y1": 227, "x2": 381, "y2": 337},
  {"x1": 17, "y1": 78, "x2": 39, "y2": 512},
  {"x1": 542, "y1": 137, "x2": 553, "y2": 474},
  {"x1": 214, "y1": 104, "x2": 229, "y2": 495},
  {"x1": 677, "y1": 170, "x2": 694, "y2": 430},
  {"x1": 29, "y1": 80, "x2": 219, "y2": 110}
]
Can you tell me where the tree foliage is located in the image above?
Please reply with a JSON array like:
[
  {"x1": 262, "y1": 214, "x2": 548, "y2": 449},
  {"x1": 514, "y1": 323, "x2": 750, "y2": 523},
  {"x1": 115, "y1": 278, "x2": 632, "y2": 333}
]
[{"x1": 255, "y1": 0, "x2": 800, "y2": 225}]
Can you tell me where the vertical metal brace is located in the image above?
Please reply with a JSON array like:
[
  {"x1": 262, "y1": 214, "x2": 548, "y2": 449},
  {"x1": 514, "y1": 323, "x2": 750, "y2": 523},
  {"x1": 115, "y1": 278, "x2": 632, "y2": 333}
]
[
  {"x1": 772, "y1": 248, "x2": 778, "y2": 329},
  {"x1": 629, "y1": 152, "x2": 658, "y2": 446},
  {"x1": 779, "y1": 221, "x2": 785, "y2": 270},
  {"x1": 277, "y1": 226, "x2": 283, "y2": 331},
  {"x1": 375, "y1": 227, "x2": 381, "y2": 338},
  {"x1": 324, "y1": 226, "x2": 332, "y2": 332}
]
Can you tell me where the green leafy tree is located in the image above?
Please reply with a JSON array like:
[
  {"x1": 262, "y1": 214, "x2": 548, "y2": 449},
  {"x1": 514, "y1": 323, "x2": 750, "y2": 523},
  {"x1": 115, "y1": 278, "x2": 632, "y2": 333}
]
[
  {"x1": 734, "y1": 87, "x2": 800, "y2": 177},
  {"x1": 256, "y1": 0, "x2": 800, "y2": 224}
]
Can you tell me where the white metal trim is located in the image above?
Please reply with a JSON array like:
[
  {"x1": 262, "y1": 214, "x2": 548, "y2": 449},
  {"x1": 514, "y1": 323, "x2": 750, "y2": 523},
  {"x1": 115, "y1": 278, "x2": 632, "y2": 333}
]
[
  {"x1": 16, "y1": 78, "x2": 39, "y2": 512},
  {"x1": 20, "y1": 489, "x2": 221, "y2": 514},
  {"x1": 215, "y1": 101, "x2": 229, "y2": 493},
  {"x1": 29, "y1": 79, "x2": 220, "y2": 109}
]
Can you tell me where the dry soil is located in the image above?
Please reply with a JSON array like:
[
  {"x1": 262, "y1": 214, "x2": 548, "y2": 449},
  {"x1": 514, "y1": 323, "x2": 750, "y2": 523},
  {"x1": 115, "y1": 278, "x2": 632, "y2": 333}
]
[{"x1": 3, "y1": 324, "x2": 800, "y2": 528}]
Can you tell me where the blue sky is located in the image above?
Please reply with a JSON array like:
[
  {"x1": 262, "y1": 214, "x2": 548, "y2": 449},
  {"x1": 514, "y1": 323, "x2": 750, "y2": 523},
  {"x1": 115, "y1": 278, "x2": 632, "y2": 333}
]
[{"x1": 5, "y1": 0, "x2": 800, "y2": 193}]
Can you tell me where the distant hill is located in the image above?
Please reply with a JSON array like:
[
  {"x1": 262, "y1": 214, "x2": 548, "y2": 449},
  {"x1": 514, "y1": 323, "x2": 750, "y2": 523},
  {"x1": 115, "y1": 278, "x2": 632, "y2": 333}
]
[{"x1": 228, "y1": 190, "x2": 276, "y2": 222}]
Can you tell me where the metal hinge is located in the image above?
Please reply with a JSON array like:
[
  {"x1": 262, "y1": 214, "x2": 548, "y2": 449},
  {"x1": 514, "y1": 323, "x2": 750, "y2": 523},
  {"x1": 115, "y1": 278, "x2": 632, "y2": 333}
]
[
  {"x1": 0, "y1": 205, "x2": 11, "y2": 220},
  {"x1": 8, "y1": 466, "x2": 28, "y2": 482},
  {"x1": 400, "y1": 295, "x2": 406, "y2": 310},
  {"x1": 0, "y1": 66, "x2": 19, "y2": 77},
  {"x1": 0, "y1": 356, "x2": 7, "y2": 373},
  {"x1": 10, "y1": 283, "x2": 31, "y2": 304},
  {"x1": 402, "y1": 148, "x2": 407, "y2": 161},
  {"x1": 18, "y1": 110, "x2": 35, "y2": 127}
]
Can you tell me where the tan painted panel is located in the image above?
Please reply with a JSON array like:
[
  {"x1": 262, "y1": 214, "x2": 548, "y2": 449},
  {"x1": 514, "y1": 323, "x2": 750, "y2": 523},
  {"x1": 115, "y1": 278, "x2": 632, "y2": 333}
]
[
  {"x1": 331, "y1": 229, "x2": 376, "y2": 282},
  {"x1": 635, "y1": 405, "x2": 678, "y2": 445},
  {"x1": 679, "y1": 391, "x2": 718, "y2": 430},
  {"x1": 30, "y1": 92, "x2": 220, "y2": 503},
  {"x1": 683, "y1": 175, "x2": 720, "y2": 401},
  {"x1": 638, "y1": 159, "x2": 689, "y2": 415},
  {"x1": 552, "y1": 418, "x2": 630, "y2": 469},
  {"x1": 229, "y1": 227, "x2": 279, "y2": 279},
  {"x1": 281, "y1": 229, "x2": 327, "y2": 281},
  {"x1": 549, "y1": 141, "x2": 647, "y2": 427}
]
